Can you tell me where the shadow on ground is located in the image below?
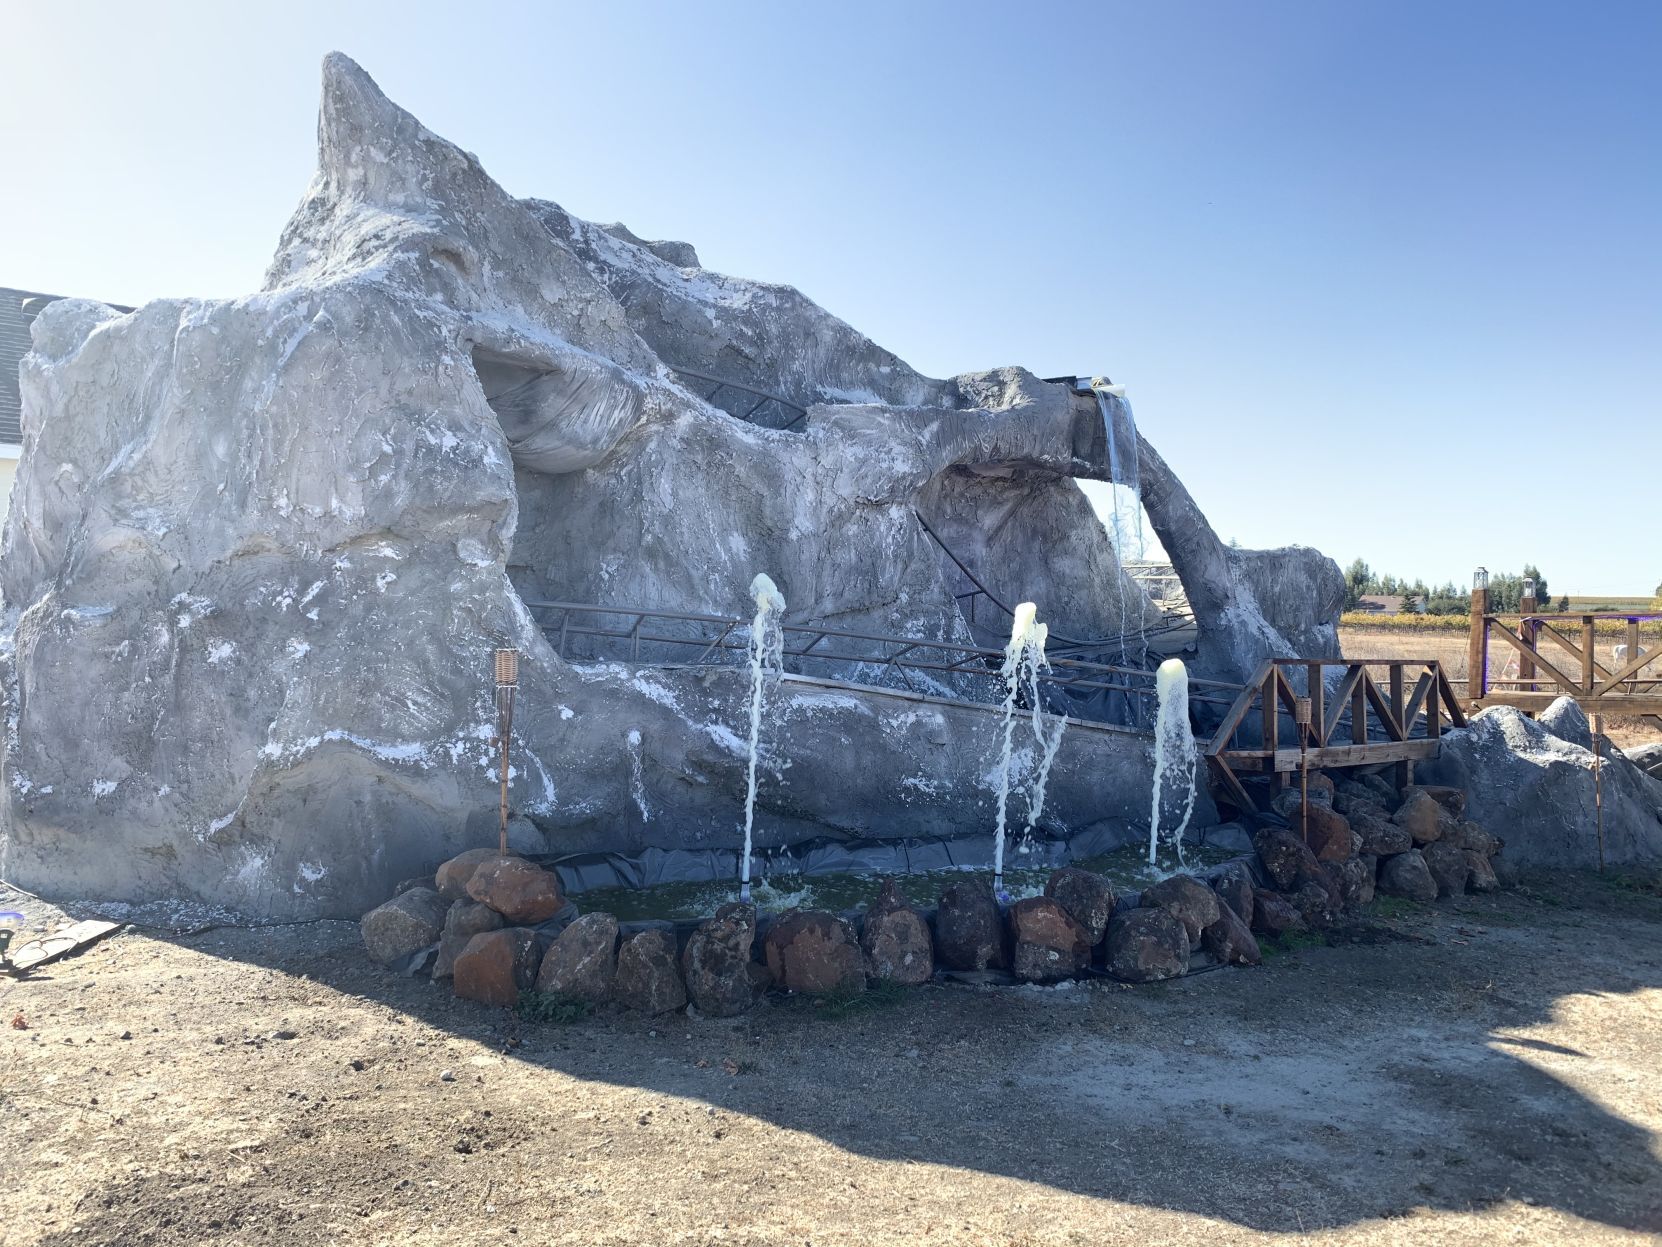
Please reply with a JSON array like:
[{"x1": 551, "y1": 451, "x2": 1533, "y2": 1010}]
[{"x1": 12, "y1": 871, "x2": 1662, "y2": 1241}]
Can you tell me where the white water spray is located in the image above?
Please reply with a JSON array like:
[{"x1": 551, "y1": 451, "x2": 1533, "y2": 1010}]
[
  {"x1": 739, "y1": 572, "x2": 786, "y2": 902},
  {"x1": 1091, "y1": 377, "x2": 1152, "y2": 675},
  {"x1": 1147, "y1": 658, "x2": 1198, "y2": 869},
  {"x1": 1022, "y1": 622, "x2": 1068, "y2": 841},
  {"x1": 993, "y1": 602, "x2": 1054, "y2": 897}
]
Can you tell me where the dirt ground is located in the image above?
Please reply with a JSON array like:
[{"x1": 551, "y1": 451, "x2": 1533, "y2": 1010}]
[{"x1": 2, "y1": 873, "x2": 1660, "y2": 1247}]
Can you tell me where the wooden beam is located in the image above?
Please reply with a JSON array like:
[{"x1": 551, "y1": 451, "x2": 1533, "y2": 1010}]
[
  {"x1": 1364, "y1": 669, "x2": 1406, "y2": 742},
  {"x1": 1207, "y1": 660, "x2": 1273, "y2": 754},
  {"x1": 1472, "y1": 693, "x2": 1662, "y2": 715},
  {"x1": 1307, "y1": 662, "x2": 1325, "y2": 749},
  {"x1": 1401, "y1": 671, "x2": 1434, "y2": 732},
  {"x1": 1325, "y1": 665, "x2": 1364, "y2": 744},
  {"x1": 1582, "y1": 616, "x2": 1597, "y2": 692},
  {"x1": 1593, "y1": 639, "x2": 1658, "y2": 696},
  {"x1": 1487, "y1": 622, "x2": 1582, "y2": 695},
  {"x1": 1205, "y1": 755, "x2": 1259, "y2": 817},
  {"x1": 1537, "y1": 622, "x2": 1616, "y2": 681},
  {"x1": 1437, "y1": 666, "x2": 1467, "y2": 728},
  {"x1": 1220, "y1": 740, "x2": 1442, "y2": 770}
]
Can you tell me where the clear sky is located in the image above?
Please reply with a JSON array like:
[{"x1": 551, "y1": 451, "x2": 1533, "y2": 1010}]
[{"x1": 4, "y1": 1, "x2": 1657, "y2": 594}]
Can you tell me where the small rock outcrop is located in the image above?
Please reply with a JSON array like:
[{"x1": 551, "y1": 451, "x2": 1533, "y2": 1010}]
[
  {"x1": 615, "y1": 929, "x2": 688, "y2": 1014},
  {"x1": 763, "y1": 910, "x2": 864, "y2": 995},
  {"x1": 535, "y1": 912, "x2": 619, "y2": 1003},
  {"x1": 860, "y1": 879, "x2": 934, "y2": 985},
  {"x1": 1140, "y1": 874, "x2": 1221, "y2": 944},
  {"x1": 453, "y1": 927, "x2": 541, "y2": 1007},
  {"x1": 1105, "y1": 908, "x2": 1190, "y2": 982},
  {"x1": 683, "y1": 903, "x2": 765, "y2": 1017},
  {"x1": 1044, "y1": 867, "x2": 1115, "y2": 945},
  {"x1": 361, "y1": 887, "x2": 447, "y2": 966},
  {"x1": 1007, "y1": 897, "x2": 1092, "y2": 983},
  {"x1": 1377, "y1": 850, "x2": 1438, "y2": 902},
  {"x1": 465, "y1": 857, "x2": 563, "y2": 925},
  {"x1": 934, "y1": 882, "x2": 1008, "y2": 971}
]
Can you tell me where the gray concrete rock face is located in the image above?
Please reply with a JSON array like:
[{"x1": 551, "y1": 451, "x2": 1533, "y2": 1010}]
[
  {"x1": 1417, "y1": 707, "x2": 1662, "y2": 868},
  {"x1": 0, "y1": 54, "x2": 1320, "y2": 921}
]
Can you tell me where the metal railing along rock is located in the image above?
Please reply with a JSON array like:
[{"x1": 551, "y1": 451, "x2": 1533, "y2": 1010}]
[{"x1": 521, "y1": 599, "x2": 1243, "y2": 721}]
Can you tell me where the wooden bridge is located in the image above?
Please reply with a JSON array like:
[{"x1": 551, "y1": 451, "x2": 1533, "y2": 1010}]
[
  {"x1": 1466, "y1": 575, "x2": 1662, "y2": 725},
  {"x1": 1202, "y1": 657, "x2": 1468, "y2": 817}
]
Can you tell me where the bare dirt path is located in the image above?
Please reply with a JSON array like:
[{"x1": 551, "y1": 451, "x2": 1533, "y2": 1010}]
[{"x1": 2, "y1": 873, "x2": 1660, "y2": 1247}]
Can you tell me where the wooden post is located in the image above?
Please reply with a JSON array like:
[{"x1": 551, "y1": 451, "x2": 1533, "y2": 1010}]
[
  {"x1": 1390, "y1": 664, "x2": 1408, "y2": 789},
  {"x1": 1628, "y1": 618, "x2": 1642, "y2": 692},
  {"x1": 1307, "y1": 661, "x2": 1325, "y2": 748},
  {"x1": 1467, "y1": 576, "x2": 1490, "y2": 707},
  {"x1": 1261, "y1": 669, "x2": 1280, "y2": 784},
  {"x1": 1582, "y1": 615, "x2": 1597, "y2": 693},
  {"x1": 1519, "y1": 587, "x2": 1537, "y2": 693}
]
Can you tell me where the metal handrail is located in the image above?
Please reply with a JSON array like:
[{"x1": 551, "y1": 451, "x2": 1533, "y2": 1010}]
[
  {"x1": 521, "y1": 599, "x2": 1244, "y2": 712},
  {"x1": 665, "y1": 364, "x2": 812, "y2": 430}
]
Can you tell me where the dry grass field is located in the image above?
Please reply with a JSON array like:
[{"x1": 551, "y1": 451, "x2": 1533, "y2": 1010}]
[{"x1": 1339, "y1": 625, "x2": 1662, "y2": 754}]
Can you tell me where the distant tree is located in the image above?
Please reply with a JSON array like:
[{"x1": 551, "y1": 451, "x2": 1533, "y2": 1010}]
[
  {"x1": 1556, "y1": 595, "x2": 1571, "y2": 612},
  {"x1": 1343, "y1": 559, "x2": 1371, "y2": 612}
]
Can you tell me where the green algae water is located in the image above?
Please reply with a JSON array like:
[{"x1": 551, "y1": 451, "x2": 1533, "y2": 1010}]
[{"x1": 562, "y1": 842, "x2": 1239, "y2": 924}]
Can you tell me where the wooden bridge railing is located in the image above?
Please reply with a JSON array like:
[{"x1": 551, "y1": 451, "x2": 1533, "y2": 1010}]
[
  {"x1": 1466, "y1": 585, "x2": 1662, "y2": 719},
  {"x1": 1204, "y1": 657, "x2": 1467, "y2": 816}
]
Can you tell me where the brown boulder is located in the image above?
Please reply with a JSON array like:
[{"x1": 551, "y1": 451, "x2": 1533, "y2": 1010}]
[
  {"x1": 764, "y1": 910, "x2": 864, "y2": 994},
  {"x1": 361, "y1": 887, "x2": 448, "y2": 967},
  {"x1": 466, "y1": 857, "x2": 562, "y2": 925},
  {"x1": 1464, "y1": 850, "x2": 1500, "y2": 893},
  {"x1": 1377, "y1": 849, "x2": 1438, "y2": 902},
  {"x1": 935, "y1": 882, "x2": 1009, "y2": 971},
  {"x1": 683, "y1": 903, "x2": 764, "y2": 1017},
  {"x1": 1291, "y1": 879, "x2": 1337, "y2": 927},
  {"x1": 1343, "y1": 854, "x2": 1377, "y2": 908},
  {"x1": 1007, "y1": 897, "x2": 1092, "y2": 983},
  {"x1": 616, "y1": 929, "x2": 688, "y2": 1014},
  {"x1": 1421, "y1": 839, "x2": 1471, "y2": 898},
  {"x1": 1391, "y1": 790, "x2": 1444, "y2": 845},
  {"x1": 1250, "y1": 890, "x2": 1306, "y2": 935},
  {"x1": 1299, "y1": 803, "x2": 1354, "y2": 862},
  {"x1": 453, "y1": 927, "x2": 540, "y2": 1008},
  {"x1": 1210, "y1": 861, "x2": 1255, "y2": 927},
  {"x1": 1417, "y1": 784, "x2": 1468, "y2": 817},
  {"x1": 434, "y1": 899, "x2": 505, "y2": 979},
  {"x1": 435, "y1": 847, "x2": 501, "y2": 901},
  {"x1": 1105, "y1": 908, "x2": 1190, "y2": 982},
  {"x1": 1140, "y1": 874, "x2": 1221, "y2": 943},
  {"x1": 1352, "y1": 804, "x2": 1413, "y2": 856},
  {"x1": 1201, "y1": 904, "x2": 1261, "y2": 966},
  {"x1": 1044, "y1": 867, "x2": 1115, "y2": 945},
  {"x1": 536, "y1": 912, "x2": 619, "y2": 1003},
  {"x1": 1254, "y1": 828, "x2": 1322, "y2": 891},
  {"x1": 860, "y1": 879, "x2": 934, "y2": 985}
]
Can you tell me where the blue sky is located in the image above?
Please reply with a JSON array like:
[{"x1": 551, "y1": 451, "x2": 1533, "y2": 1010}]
[{"x1": 4, "y1": 1, "x2": 1657, "y2": 593}]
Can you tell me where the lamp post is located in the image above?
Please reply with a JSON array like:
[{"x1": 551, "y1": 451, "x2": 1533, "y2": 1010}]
[{"x1": 493, "y1": 648, "x2": 519, "y2": 856}]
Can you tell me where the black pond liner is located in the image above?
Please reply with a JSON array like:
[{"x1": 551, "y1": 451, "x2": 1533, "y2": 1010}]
[{"x1": 521, "y1": 821, "x2": 1263, "y2": 948}]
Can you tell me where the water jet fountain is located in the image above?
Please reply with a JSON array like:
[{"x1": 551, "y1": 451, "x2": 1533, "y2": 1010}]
[
  {"x1": 1147, "y1": 657, "x2": 1198, "y2": 870},
  {"x1": 739, "y1": 573, "x2": 786, "y2": 903}
]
